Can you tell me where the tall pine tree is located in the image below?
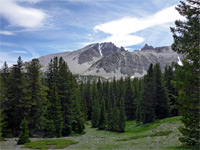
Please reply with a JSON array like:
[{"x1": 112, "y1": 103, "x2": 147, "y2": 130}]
[
  {"x1": 25, "y1": 59, "x2": 48, "y2": 134},
  {"x1": 46, "y1": 85, "x2": 63, "y2": 138},
  {"x1": 153, "y1": 63, "x2": 169, "y2": 119},
  {"x1": 5, "y1": 57, "x2": 27, "y2": 136},
  {"x1": 140, "y1": 64, "x2": 155, "y2": 123},
  {"x1": 124, "y1": 76, "x2": 135, "y2": 120},
  {"x1": 171, "y1": 0, "x2": 200, "y2": 145}
]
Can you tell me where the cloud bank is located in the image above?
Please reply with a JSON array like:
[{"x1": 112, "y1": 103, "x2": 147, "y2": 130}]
[
  {"x1": 94, "y1": 6, "x2": 184, "y2": 48},
  {"x1": 0, "y1": 0, "x2": 46, "y2": 28}
]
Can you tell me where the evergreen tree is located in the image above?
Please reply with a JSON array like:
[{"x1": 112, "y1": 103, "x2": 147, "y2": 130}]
[
  {"x1": 57, "y1": 58, "x2": 72, "y2": 136},
  {"x1": 91, "y1": 81, "x2": 100, "y2": 128},
  {"x1": 46, "y1": 85, "x2": 63, "y2": 137},
  {"x1": 170, "y1": 0, "x2": 200, "y2": 145},
  {"x1": 0, "y1": 74, "x2": 6, "y2": 140},
  {"x1": 106, "y1": 98, "x2": 113, "y2": 131},
  {"x1": 70, "y1": 75, "x2": 85, "y2": 134},
  {"x1": 141, "y1": 64, "x2": 155, "y2": 123},
  {"x1": 124, "y1": 76, "x2": 135, "y2": 120},
  {"x1": 5, "y1": 57, "x2": 27, "y2": 136},
  {"x1": 25, "y1": 59, "x2": 48, "y2": 134},
  {"x1": 153, "y1": 63, "x2": 169, "y2": 119},
  {"x1": 117, "y1": 98, "x2": 126, "y2": 132},
  {"x1": 164, "y1": 65, "x2": 179, "y2": 116},
  {"x1": 17, "y1": 118, "x2": 30, "y2": 145},
  {"x1": 79, "y1": 81, "x2": 88, "y2": 121},
  {"x1": 98, "y1": 99, "x2": 106, "y2": 130},
  {"x1": 135, "y1": 79, "x2": 143, "y2": 123},
  {"x1": 85, "y1": 80, "x2": 92, "y2": 120}
]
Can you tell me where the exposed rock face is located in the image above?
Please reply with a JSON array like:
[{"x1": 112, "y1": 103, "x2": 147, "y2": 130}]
[
  {"x1": 38, "y1": 42, "x2": 182, "y2": 79},
  {"x1": 78, "y1": 42, "x2": 125, "y2": 64},
  {"x1": 141, "y1": 44, "x2": 154, "y2": 51}
]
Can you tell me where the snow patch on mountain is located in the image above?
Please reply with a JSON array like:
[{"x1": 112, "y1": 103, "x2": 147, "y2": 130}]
[
  {"x1": 177, "y1": 56, "x2": 183, "y2": 66},
  {"x1": 99, "y1": 44, "x2": 103, "y2": 56}
]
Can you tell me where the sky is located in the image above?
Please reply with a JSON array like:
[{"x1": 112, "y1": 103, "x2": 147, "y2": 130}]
[{"x1": 0, "y1": 0, "x2": 185, "y2": 66}]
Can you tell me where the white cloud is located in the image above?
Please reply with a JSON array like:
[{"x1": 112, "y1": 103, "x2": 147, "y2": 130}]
[
  {"x1": 12, "y1": 50, "x2": 28, "y2": 54},
  {"x1": 100, "y1": 34, "x2": 144, "y2": 48},
  {"x1": 0, "y1": 42, "x2": 17, "y2": 47},
  {"x1": 0, "y1": 30, "x2": 15, "y2": 35},
  {"x1": 94, "y1": 5, "x2": 185, "y2": 47},
  {"x1": 0, "y1": 0, "x2": 46, "y2": 28},
  {"x1": 15, "y1": 0, "x2": 42, "y2": 4}
]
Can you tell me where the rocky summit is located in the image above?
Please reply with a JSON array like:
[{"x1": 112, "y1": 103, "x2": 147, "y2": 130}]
[{"x1": 38, "y1": 42, "x2": 182, "y2": 79}]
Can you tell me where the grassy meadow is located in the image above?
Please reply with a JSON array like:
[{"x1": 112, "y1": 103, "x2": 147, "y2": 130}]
[{"x1": 1, "y1": 116, "x2": 198, "y2": 150}]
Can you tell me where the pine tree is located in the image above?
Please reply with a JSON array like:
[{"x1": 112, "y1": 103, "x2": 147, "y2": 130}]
[
  {"x1": 135, "y1": 79, "x2": 143, "y2": 123},
  {"x1": 153, "y1": 63, "x2": 169, "y2": 119},
  {"x1": 170, "y1": 0, "x2": 200, "y2": 145},
  {"x1": 46, "y1": 85, "x2": 63, "y2": 137},
  {"x1": 70, "y1": 75, "x2": 85, "y2": 134},
  {"x1": 5, "y1": 57, "x2": 27, "y2": 136},
  {"x1": 24, "y1": 59, "x2": 48, "y2": 134},
  {"x1": 164, "y1": 65, "x2": 179, "y2": 116},
  {"x1": 117, "y1": 98, "x2": 126, "y2": 132},
  {"x1": 98, "y1": 99, "x2": 106, "y2": 130},
  {"x1": 0, "y1": 74, "x2": 6, "y2": 140},
  {"x1": 57, "y1": 58, "x2": 72, "y2": 136},
  {"x1": 85, "y1": 80, "x2": 92, "y2": 120},
  {"x1": 106, "y1": 98, "x2": 113, "y2": 131},
  {"x1": 17, "y1": 118, "x2": 30, "y2": 145},
  {"x1": 91, "y1": 81, "x2": 100, "y2": 128},
  {"x1": 124, "y1": 76, "x2": 135, "y2": 120},
  {"x1": 141, "y1": 64, "x2": 155, "y2": 124}
]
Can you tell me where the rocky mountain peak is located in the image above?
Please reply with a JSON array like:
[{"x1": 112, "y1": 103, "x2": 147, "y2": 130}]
[
  {"x1": 141, "y1": 44, "x2": 154, "y2": 51},
  {"x1": 78, "y1": 42, "x2": 126, "y2": 64}
]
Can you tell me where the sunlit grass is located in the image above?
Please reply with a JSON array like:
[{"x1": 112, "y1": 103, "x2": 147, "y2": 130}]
[
  {"x1": 125, "y1": 116, "x2": 181, "y2": 134},
  {"x1": 23, "y1": 139, "x2": 78, "y2": 150},
  {"x1": 117, "y1": 130, "x2": 172, "y2": 141}
]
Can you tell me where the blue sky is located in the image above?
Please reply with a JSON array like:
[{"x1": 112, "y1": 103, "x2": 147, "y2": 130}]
[{"x1": 0, "y1": 0, "x2": 184, "y2": 66}]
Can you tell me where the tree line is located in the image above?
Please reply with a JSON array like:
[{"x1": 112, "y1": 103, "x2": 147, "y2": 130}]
[{"x1": 0, "y1": 57, "x2": 85, "y2": 141}]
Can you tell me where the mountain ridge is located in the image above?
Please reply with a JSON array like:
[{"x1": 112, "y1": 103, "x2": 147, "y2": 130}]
[{"x1": 38, "y1": 42, "x2": 182, "y2": 79}]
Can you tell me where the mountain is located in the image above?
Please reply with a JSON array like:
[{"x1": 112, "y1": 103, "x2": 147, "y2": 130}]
[{"x1": 38, "y1": 42, "x2": 182, "y2": 79}]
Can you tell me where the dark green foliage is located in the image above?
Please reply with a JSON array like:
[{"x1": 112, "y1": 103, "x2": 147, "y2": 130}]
[
  {"x1": 124, "y1": 76, "x2": 135, "y2": 120},
  {"x1": 117, "y1": 98, "x2": 126, "y2": 132},
  {"x1": 98, "y1": 99, "x2": 106, "y2": 130},
  {"x1": 164, "y1": 65, "x2": 179, "y2": 116},
  {"x1": 24, "y1": 59, "x2": 48, "y2": 134},
  {"x1": 106, "y1": 98, "x2": 113, "y2": 131},
  {"x1": 85, "y1": 80, "x2": 92, "y2": 120},
  {"x1": 135, "y1": 79, "x2": 143, "y2": 123},
  {"x1": 91, "y1": 81, "x2": 99, "y2": 128},
  {"x1": 170, "y1": 0, "x2": 200, "y2": 146},
  {"x1": 5, "y1": 57, "x2": 27, "y2": 136},
  {"x1": 153, "y1": 63, "x2": 169, "y2": 119},
  {"x1": 91, "y1": 99, "x2": 100, "y2": 128},
  {"x1": 46, "y1": 57, "x2": 85, "y2": 136},
  {"x1": 17, "y1": 118, "x2": 30, "y2": 145},
  {"x1": 140, "y1": 64, "x2": 155, "y2": 123},
  {"x1": 46, "y1": 85, "x2": 63, "y2": 137},
  {"x1": 0, "y1": 74, "x2": 6, "y2": 140}
]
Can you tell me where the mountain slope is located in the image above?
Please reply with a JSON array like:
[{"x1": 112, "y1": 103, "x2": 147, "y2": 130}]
[{"x1": 38, "y1": 43, "x2": 182, "y2": 79}]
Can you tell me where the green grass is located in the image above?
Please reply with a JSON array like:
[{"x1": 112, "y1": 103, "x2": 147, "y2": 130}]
[
  {"x1": 23, "y1": 139, "x2": 78, "y2": 150},
  {"x1": 0, "y1": 116, "x2": 182, "y2": 150},
  {"x1": 117, "y1": 130, "x2": 172, "y2": 141},
  {"x1": 125, "y1": 116, "x2": 181, "y2": 134},
  {"x1": 165, "y1": 144, "x2": 200, "y2": 150}
]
